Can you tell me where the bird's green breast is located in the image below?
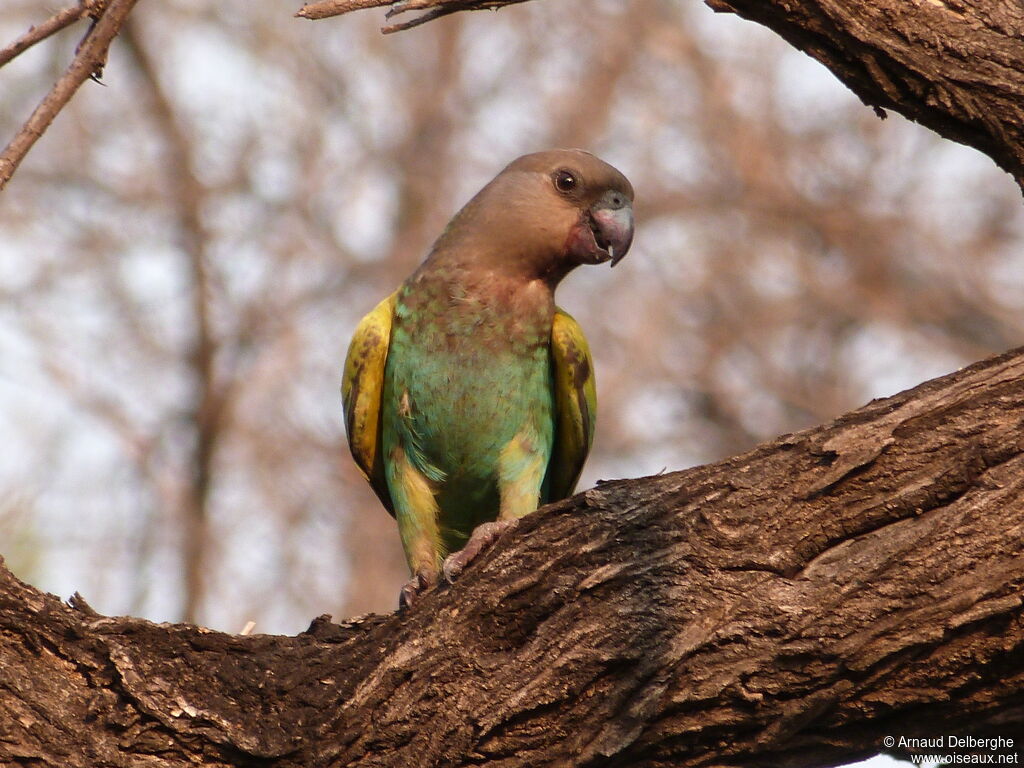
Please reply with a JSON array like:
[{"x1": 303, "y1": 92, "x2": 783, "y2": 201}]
[{"x1": 382, "y1": 269, "x2": 556, "y2": 540}]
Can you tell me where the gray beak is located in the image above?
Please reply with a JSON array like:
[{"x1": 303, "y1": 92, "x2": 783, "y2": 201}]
[{"x1": 589, "y1": 190, "x2": 634, "y2": 267}]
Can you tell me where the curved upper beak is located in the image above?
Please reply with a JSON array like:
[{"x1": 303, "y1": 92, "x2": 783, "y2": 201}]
[{"x1": 589, "y1": 190, "x2": 634, "y2": 267}]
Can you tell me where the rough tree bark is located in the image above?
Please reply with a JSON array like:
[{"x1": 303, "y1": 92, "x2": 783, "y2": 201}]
[
  {"x1": 302, "y1": 0, "x2": 1024, "y2": 192},
  {"x1": 3, "y1": 347, "x2": 1024, "y2": 766},
  {"x1": 4, "y1": 0, "x2": 1024, "y2": 765},
  {"x1": 707, "y1": 0, "x2": 1024, "y2": 189}
]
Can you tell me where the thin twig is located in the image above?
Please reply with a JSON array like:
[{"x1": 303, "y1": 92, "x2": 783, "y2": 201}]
[
  {"x1": 295, "y1": 0, "x2": 530, "y2": 32},
  {"x1": 295, "y1": 0, "x2": 384, "y2": 19},
  {"x1": 0, "y1": 0, "x2": 141, "y2": 191},
  {"x1": 0, "y1": 2, "x2": 99, "y2": 69}
]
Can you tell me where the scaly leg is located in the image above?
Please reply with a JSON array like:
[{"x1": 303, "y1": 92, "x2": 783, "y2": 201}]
[{"x1": 389, "y1": 444, "x2": 442, "y2": 608}]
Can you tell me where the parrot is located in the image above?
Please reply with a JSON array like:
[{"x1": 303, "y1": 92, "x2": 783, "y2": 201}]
[{"x1": 342, "y1": 149, "x2": 634, "y2": 607}]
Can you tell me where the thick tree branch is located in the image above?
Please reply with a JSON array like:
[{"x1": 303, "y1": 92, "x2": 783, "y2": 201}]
[
  {"x1": 305, "y1": 0, "x2": 1024, "y2": 191},
  {"x1": 4, "y1": 347, "x2": 1024, "y2": 766},
  {"x1": 0, "y1": 0, "x2": 141, "y2": 191},
  {"x1": 707, "y1": 0, "x2": 1024, "y2": 189}
]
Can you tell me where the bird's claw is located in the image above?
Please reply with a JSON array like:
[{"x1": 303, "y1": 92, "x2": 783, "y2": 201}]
[
  {"x1": 398, "y1": 569, "x2": 437, "y2": 610},
  {"x1": 442, "y1": 518, "x2": 518, "y2": 583}
]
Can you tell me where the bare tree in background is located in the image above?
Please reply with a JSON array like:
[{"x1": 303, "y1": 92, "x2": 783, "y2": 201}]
[{"x1": 0, "y1": 0, "x2": 1022, "y2": 635}]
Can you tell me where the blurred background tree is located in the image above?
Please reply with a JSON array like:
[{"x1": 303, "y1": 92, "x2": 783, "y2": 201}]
[{"x1": 1, "y1": 0, "x2": 1022, "y2": 638}]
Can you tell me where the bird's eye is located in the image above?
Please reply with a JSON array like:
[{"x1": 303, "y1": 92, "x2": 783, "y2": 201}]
[{"x1": 554, "y1": 170, "x2": 577, "y2": 193}]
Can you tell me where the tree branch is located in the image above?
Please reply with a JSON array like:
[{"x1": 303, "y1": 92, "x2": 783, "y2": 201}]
[
  {"x1": 4, "y1": 346, "x2": 1024, "y2": 766},
  {"x1": 295, "y1": 0, "x2": 530, "y2": 32},
  {"x1": 0, "y1": 1, "x2": 99, "y2": 69},
  {"x1": 707, "y1": 0, "x2": 1024, "y2": 189},
  {"x1": 119, "y1": 18, "x2": 224, "y2": 625},
  {"x1": 0, "y1": 0, "x2": 141, "y2": 191}
]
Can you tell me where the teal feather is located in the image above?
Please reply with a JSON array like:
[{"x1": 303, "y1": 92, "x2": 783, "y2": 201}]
[{"x1": 382, "y1": 268, "x2": 555, "y2": 556}]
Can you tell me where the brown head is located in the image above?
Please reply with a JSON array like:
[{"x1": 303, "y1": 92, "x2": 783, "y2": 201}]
[{"x1": 425, "y1": 149, "x2": 635, "y2": 285}]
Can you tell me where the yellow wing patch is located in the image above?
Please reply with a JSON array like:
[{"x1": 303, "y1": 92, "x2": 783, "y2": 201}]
[
  {"x1": 342, "y1": 292, "x2": 397, "y2": 515},
  {"x1": 547, "y1": 308, "x2": 597, "y2": 501}
]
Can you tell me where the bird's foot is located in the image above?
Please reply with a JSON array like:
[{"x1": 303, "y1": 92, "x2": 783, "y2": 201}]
[
  {"x1": 398, "y1": 569, "x2": 438, "y2": 611},
  {"x1": 442, "y1": 519, "x2": 518, "y2": 583}
]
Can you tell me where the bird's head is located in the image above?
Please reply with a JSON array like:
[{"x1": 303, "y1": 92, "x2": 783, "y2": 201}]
[{"x1": 432, "y1": 149, "x2": 635, "y2": 285}]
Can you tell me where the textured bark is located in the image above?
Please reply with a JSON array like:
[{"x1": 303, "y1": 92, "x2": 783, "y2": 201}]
[
  {"x1": 707, "y1": 0, "x2": 1024, "y2": 189},
  {"x1": 4, "y1": 347, "x2": 1024, "y2": 767}
]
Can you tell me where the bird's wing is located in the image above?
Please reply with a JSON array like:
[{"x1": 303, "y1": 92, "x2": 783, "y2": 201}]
[
  {"x1": 546, "y1": 307, "x2": 597, "y2": 501},
  {"x1": 342, "y1": 292, "x2": 397, "y2": 515}
]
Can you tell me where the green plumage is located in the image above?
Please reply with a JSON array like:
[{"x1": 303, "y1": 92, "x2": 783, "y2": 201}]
[{"x1": 383, "y1": 263, "x2": 556, "y2": 560}]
